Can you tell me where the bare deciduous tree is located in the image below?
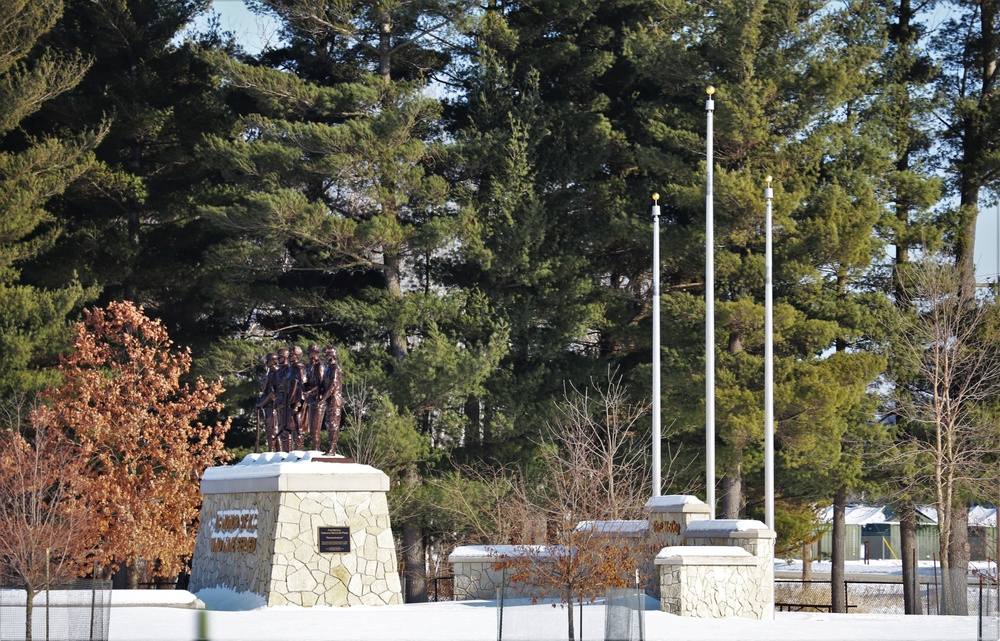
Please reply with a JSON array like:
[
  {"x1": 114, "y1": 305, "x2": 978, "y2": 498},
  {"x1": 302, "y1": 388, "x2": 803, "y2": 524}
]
[
  {"x1": 488, "y1": 371, "x2": 663, "y2": 640},
  {"x1": 0, "y1": 405, "x2": 97, "y2": 641},
  {"x1": 890, "y1": 261, "x2": 1000, "y2": 614}
]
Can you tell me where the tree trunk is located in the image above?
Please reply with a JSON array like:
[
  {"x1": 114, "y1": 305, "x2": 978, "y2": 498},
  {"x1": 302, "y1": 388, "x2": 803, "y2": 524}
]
[
  {"x1": 403, "y1": 522, "x2": 426, "y2": 603},
  {"x1": 24, "y1": 586, "x2": 34, "y2": 641},
  {"x1": 900, "y1": 504, "x2": 921, "y2": 614},
  {"x1": 831, "y1": 486, "x2": 847, "y2": 613},
  {"x1": 128, "y1": 560, "x2": 141, "y2": 589},
  {"x1": 379, "y1": 11, "x2": 392, "y2": 83},
  {"x1": 945, "y1": 501, "x2": 970, "y2": 615},
  {"x1": 802, "y1": 542, "x2": 813, "y2": 583},
  {"x1": 720, "y1": 460, "x2": 741, "y2": 519},
  {"x1": 464, "y1": 395, "x2": 481, "y2": 446},
  {"x1": 955, "y1": 172, "x2": 980, "y2": 299},
  {"x1": 565, "y1": 589, "x2": 574, "y2": 641},
  {"x1": 384, "y1": 252, "x2": 408, "y2": 362}
]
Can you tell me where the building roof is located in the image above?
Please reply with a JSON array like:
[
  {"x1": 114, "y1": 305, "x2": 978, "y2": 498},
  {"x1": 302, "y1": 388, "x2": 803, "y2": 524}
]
[{"x1": 817, "y1": 504, "x2": 996, "y2": 527}]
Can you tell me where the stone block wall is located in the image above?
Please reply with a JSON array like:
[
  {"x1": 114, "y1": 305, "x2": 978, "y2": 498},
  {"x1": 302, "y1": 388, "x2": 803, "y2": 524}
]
[
  {"x1": 663, "y1": 519, "x2": 775, "y2": 619},
  {"x1": 446, "y1": 498, "x2": 776, "y2": 621},
  {"x1": 448, "y1": 545, "x2": 557, "y2": 601},
  {"x1": 655, "y1": 547, "x2": 765, "y2": 618},
  {"x1": 643, "y1": 496, "x2": 711, "y2": 598},
  {"x1": 190, "y1": 453, "x2": 402, "y2": 607},
  {"x1": 191, "y1": 491, "x2": 279, "y2": 599},
  {"x1": 449, "y1": 549, "x2": 507, "y2": 601}
]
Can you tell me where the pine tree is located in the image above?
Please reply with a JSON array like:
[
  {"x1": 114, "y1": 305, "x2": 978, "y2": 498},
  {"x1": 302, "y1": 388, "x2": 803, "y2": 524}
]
[
  {"x1": 25, "y1": 0, "x2": 240, "y2": 350},
  {"x1": 623, "y1": 0, "x2": 892, "y2": 546},
  {"x1": 868, "y1": 0, "x2": 942, "y2": 613},
  {"x1": 0, "y1": 0, "x2": 102, "y2": 393},
  {"x1": 446, "y1": 1, "x2": 654, "y2": 458},
  {"x1": 934, "y1": 0, "x2": 1000, "y2": 295},
  {"x1": 199, "y1": 0, "x2": 509, "y2": 601}
]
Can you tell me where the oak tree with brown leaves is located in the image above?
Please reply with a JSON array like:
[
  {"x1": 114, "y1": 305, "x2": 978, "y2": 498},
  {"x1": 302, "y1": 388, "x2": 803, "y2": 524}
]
[{"x1": 43, "y1": 301, "x2": 230, "y2": 587}]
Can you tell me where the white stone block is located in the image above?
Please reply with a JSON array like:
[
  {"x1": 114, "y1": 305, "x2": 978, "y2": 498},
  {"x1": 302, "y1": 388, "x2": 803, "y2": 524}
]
[{"x1": 191, "y1": 457, "x2": 401, "y2": 608}]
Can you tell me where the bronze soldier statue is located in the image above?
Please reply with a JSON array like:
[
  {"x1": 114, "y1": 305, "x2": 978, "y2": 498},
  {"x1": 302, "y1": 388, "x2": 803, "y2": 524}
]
[
  {"x1": 286, "y1": 345, "x2": 309, "y2": 450},
  {"x1": 272, "y1": 348, "x2": 291, "y2": 452},
  {"x1": 255, "y1": 352, "x2": 279, "y2": 451},
  {"x1": 304, "y1": 344, "x2": 327, "y2": 450},
  {"x1": 320, "y1": 346, "x2": 344, "y2": 456}
]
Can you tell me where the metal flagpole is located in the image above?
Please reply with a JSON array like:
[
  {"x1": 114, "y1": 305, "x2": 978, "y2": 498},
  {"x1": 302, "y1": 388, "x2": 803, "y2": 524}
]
[
  {"x1": 652, "y1": 194, "x2": 662, "y2": 497},
  {"x1": 705, "y1": 86, "x2": 716, "y2": 518},
  {"x1": 764, "y1": 176, "x2": 775, "y2": 531}
]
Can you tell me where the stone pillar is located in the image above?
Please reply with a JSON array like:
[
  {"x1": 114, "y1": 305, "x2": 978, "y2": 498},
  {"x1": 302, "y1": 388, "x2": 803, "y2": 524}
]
[
  {"x1": 682, "y1": 519, "x2": 775, "y2": 619},
  {"x1": 643, "y1": 496, "x2": 711, "y2": 597},
  {"x1": 190, "y1": 452, "x2": 402, "y2": 607},
  {"x1": 655, "y1": 546, "x2": 763, "y2": 618}
]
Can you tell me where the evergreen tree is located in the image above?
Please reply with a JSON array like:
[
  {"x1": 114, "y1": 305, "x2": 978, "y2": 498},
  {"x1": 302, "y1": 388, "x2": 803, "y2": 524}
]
[
  {"x1": 199, "y1": 0, "x2": 507, "y2": 601},
  {"x1": 868, "y1": 0, "x2": 942, "y2": 613},
  {"x1": 934, "y1": 0, "x2": 1000, "y2": 295},
  {"x1": 921, "y1": 0, "x2": 1000, "y2": 612},
  {"x1": 26, "y1": 0, "x2": 240, "y2": 351},
  {"x1": 623, "y1": 0, "x2": 891, "y2": 539},
  {"x1": 0, "y1": 0, "x2": 102, "y2": 394},
  {"x1": 446, "y1": 1, "x2": 659, "y2": 467}
]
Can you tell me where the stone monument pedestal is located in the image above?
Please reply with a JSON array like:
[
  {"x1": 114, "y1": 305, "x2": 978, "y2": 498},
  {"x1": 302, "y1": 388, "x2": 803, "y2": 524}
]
[{"x1": 189, "y1": 452, "x2": 402, "y2": 607}]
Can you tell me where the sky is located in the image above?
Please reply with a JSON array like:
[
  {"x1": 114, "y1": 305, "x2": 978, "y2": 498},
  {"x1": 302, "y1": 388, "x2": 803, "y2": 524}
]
[
  {"x1": 198, "y1": 0, "x2": 276, "y2": 54},
  {"x1": 975, "y1": 205, "x2": 1000, "y2": 282}
]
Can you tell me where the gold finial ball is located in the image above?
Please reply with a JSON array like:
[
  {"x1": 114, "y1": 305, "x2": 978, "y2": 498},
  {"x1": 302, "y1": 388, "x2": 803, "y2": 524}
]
[
  {"x1": 766, "y1": 175, "x2": 773, "y2": 185},
  {"x1": 652, "y1": 193, "x2": 660, "y2": 202},
  {"x1": 706, "y1": 86, "x2": 715, "y2": 96}
]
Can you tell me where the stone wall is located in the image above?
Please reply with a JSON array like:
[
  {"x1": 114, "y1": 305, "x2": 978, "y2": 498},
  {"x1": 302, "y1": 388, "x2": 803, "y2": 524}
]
[
  {"x1": 655, "y1": 519, "x2": 775, "y2": 619},
  {"x1": 655, "y1": 546, "x2": 764, "y2": 618},
  {"x1": 190, "y1": 452, "x2": 402, "y2": 607},
  {"x1": 643, "y1": 496, "x2": 711, "y2": 598},
  {"x1": 191, "y1": 492, "x2": 279, "y2": 599},
  {"x1": 448, "y1": 545, "x2": 557, "y2": 601},
  {"x1": 449, "y1": 547, "x2": 508, "y2": 601},
  {"x1": 447, "y1": 496, "x2": 776, "y2": 621}
]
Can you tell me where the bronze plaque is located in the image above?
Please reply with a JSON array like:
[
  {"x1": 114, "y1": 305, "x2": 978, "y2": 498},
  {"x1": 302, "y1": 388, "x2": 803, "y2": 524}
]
[{"x1": 318, "y1": 526, "x2": 351, "y2": 553}]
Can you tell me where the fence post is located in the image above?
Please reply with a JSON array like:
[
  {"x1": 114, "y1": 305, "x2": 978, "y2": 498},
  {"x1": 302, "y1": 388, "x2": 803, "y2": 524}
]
[
  {"x1": 978, "y1": 576, "x2": 983, "y2": 641},
  {"x1": 46, "y1": 548, "x2": 51, "y2": 641},
  {"x1": 90, "y1": 567, "x2": 97, "y2": 641}
]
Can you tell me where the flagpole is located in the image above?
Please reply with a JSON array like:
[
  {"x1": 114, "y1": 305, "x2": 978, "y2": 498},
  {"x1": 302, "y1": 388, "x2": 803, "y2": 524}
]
[
  {"x1": 652, "y1": 194, "x2": 662, "y2": 497},
  {"x1": 764, "y1": 176, "x2": 775, "y2": 530},
  {"x1": 705, "y1": 86, "x2": 716, "y2": 518}
]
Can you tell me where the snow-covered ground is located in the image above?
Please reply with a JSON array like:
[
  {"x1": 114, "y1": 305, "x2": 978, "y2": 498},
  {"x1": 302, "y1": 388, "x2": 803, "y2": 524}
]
[
  {"x1": 106, "y1": 592, "x2": 986, "y2": 641},
  {"x1": 95, "y1": 562, "x2": 998, "y2": 641},
  {"x1": 16, "y1": 560, "x2": 993, "y2": 640}
]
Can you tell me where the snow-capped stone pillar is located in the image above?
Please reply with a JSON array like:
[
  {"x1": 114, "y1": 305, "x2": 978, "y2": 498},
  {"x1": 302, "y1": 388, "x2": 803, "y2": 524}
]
[
  {"x1": 660, "y1": 518, "x2": 775, "y2": 619},
  {"x1": 189, "y1": 452, "x2": 402, "y2": 607},
  {"x1": 643, "y1": 495, "x2": 711, "y2": 597}
]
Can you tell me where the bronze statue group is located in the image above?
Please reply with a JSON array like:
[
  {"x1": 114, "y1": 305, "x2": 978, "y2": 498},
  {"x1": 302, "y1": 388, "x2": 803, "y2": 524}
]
[{"x1": 256, "y1": 344, "x2": 344, "y2": 455}]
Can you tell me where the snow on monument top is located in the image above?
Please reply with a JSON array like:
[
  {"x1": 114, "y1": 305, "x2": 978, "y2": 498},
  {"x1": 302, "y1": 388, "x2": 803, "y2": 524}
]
[
  {"x1": 200, "y1": 451, "x2": 389, "y2": 494},
  {"x1": 644, "y1": 495, "x2": 711, "y2": 513}
]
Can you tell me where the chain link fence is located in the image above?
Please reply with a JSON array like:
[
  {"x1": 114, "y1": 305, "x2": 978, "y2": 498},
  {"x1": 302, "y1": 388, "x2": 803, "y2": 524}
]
[
  {"x1": 0, "y1": 578, "x2": 111, "y2": 641},
  {"x1": 494, "y1": 573, "x2": 646, "y2": 641},
  {"x1": 776, "y1": 575, "x2": 1000, "y2": 618}
]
